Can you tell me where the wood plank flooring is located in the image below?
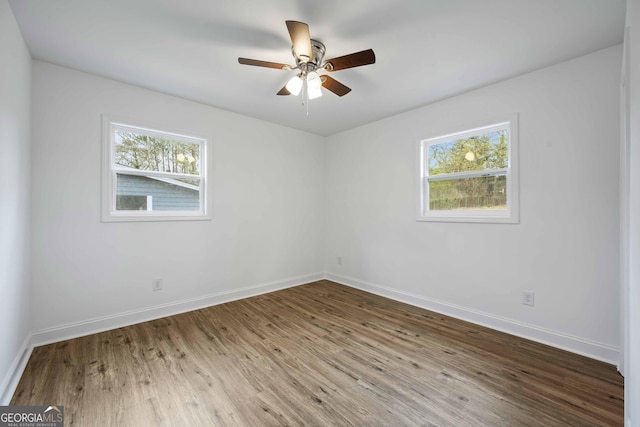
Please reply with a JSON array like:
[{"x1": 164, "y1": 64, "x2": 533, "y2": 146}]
[{"x1": 12, "y1": 280, "x2": 624, "y2": 426}]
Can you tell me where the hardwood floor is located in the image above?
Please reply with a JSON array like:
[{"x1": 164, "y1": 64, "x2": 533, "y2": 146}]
[{"x1": 12, "y1": 280, "x2": 623, "y2": 426}]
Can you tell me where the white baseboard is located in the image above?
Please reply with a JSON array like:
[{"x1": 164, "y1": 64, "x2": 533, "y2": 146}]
[
  {"x1": 0, "y1": 334, "x2": 33, "y2": 405},
  {"x1": 325, "y1": 272, "x2": 620, "y2": 365},
  {"x1": 32, "y1": 273, "x2": 324, "y2": 347}
]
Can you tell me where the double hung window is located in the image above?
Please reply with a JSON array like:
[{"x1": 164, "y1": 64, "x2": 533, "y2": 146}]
[{"x1": 418, "y1": 116, "x2": 518, "y2": 223}]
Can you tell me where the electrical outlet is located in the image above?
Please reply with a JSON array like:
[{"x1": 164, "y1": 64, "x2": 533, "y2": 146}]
[
  {"x1": 337, "y1": 256, "x2": 342, "y2": 265},
  {"x1": 522, "y1": 291, "x2": 535, "y2": 306},
  {"x1": 152, "y1": 278, "x2": 163, "y2": 291}
]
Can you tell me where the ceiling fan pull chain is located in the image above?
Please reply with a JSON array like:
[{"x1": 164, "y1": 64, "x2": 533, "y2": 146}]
[{"x1": 304, "y1": 79, "x2": 310, "y2": 116}]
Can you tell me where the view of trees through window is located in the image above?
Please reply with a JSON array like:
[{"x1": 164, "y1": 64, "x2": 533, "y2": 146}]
[
  {"x1": 427, "y1": 129, "x2": 508, "y2": 211},
  {"x1": 114, "y1": 130, "x2": 201, "y2": 176}
]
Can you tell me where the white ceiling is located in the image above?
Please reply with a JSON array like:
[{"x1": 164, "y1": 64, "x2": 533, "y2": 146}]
[{"x1": 9, "y1": 0, "x2": 625, "y2": 136}]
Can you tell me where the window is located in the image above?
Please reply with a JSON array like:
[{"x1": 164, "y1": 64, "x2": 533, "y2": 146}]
[
  {"x1": 418, "y1": 115, "x2": 519, "y2": 223},
  {"x1": 102, "y1": 117, "x2": 210, "y2": 222}
]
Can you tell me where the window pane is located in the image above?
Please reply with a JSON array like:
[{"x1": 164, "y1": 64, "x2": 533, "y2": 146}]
[
  {"x1": 116, "y1": 195, "x2": 148, "y2": 211},
  {"x1": 116, "y1": 173, "x2": 200, "y2": 211},
  {"x1": 114, "y1": 129, "x2": 201, "y2": 176},
  {"x1": 428, "y1": 174, "x2": 507, "y2": 211},
  {"x1": 428, "y1": 129, "x2": 508, "y2": 176}
]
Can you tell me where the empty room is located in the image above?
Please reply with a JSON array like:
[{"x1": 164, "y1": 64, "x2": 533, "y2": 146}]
[{"x1": 1, "y1": 0, "x2": 638, "y2": 425}]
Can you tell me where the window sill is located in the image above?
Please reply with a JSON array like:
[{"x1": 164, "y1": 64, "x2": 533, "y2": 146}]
[
  {"x1": 101, "y1": 213, "x2": 212, "y2": 223},
  {"x1": 416, "y1": 213, "x2": 519, "y2": 224}
]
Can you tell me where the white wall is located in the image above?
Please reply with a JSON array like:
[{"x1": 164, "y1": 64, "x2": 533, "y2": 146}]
[
  {"x1": 0, "y1": 1, "x2": 32, "y2": 404},
  {"x1": 30, "y1": 61, "x2": 325, "y2": 338},
  {"x1": 624, "y1": 0, "x2": 639, "y2": 424},
  {"x1": 324, "y1": 45, "x2": 622, "y2": 363}
]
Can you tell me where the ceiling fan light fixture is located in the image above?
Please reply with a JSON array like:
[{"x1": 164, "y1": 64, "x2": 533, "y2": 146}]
[
  {"x1": 308, "y1": 86, "x2": 323, "y2": 100},
  {"x1": 307, "y1": 71, "x2": 321, "y2": 89},
  {"x1": 306, "y1": 71, "x2": 323, "y2": 99},
  {"x1": 286, "y1": 75, "x2": 303, "y2": 96}
]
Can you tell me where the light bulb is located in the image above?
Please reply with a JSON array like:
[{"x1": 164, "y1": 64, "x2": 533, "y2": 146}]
[
  {"x1": 307, "y1": 71, "x2": 321, "y2": 90},
  {"x1": 187, "y1": 155, "x2": 195, "y2": 163},
  {"x1": 177, "y1": 153, "x2": 185, "y2": 162},
  {"x1": 465, "y1": 151, "x2": 475, "y2": 161},
  {"x1": 306, "y1": 71, "x2": 322, "y2": 99},
  {"x1": 308, "y1": 85, "x2": 323, "y2": 99},
  {"x1": 286, "y1": 75, "x2": 303, "y2": 96}
]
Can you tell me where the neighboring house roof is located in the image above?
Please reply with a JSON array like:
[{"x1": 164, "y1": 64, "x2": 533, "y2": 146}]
[{"x1": 115, "y1": 164, "x2": 199, "y2": 191}]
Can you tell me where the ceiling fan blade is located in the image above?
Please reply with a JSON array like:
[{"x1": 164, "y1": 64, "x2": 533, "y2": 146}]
[
  {"x1": 277, "y1": 85, "x2": 291, "y2": 96},
  {"x1": 321, "y1": 75, "x2": 351, "y2": 97},
  {"x1": 285, "y1": 20, "x2": 313, "y2": 62},
  {"x1": 238, "y1": 57, "x2": 291, "y2": 70},
  {"x1": 323, "y1": 49, "x2": 376, "y2": 71}
]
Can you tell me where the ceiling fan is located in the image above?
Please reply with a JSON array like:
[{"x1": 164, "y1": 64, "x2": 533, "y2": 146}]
[{"x1": 238, "y1": 20, "x2": 375, "y2": 101}]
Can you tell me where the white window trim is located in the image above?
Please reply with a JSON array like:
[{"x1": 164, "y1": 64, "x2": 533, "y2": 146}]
[
  {"x1": 101, "y1": 115, "x2": 212, "y2": 222},
  {"x1": 416, "y1": 114, "x2": 519, "y2": 224}
]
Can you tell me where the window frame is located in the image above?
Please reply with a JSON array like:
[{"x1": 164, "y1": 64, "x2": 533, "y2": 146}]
[
  {"x1": 101, "y1": 115, "x2": 212, "y2": 222},
  {"x1": 417, "y1": 114, "x2": 519, "y2": 224}
]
